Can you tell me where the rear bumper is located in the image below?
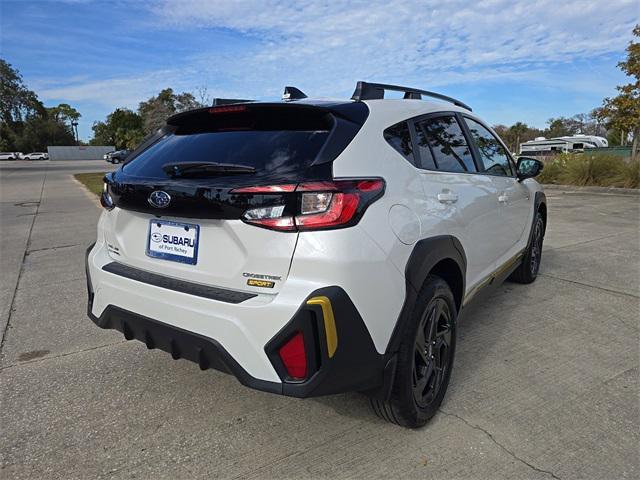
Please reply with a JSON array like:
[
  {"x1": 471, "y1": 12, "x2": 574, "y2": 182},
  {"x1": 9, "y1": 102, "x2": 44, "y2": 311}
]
[{"x1": 86, "y1": 243, "x2": 385, "y2": 398}]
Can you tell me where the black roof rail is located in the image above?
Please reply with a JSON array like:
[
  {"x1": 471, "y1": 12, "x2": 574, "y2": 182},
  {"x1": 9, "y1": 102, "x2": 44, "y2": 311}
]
[
  {"x1": 282, "y1": 86, "x2": 308, "y2": 101},
  {"x1": 351, "y1": 81, "x2": 471, "y2": 111},
  {"x1": 211, "y1": 98, "x2": 255, "y2": 106}
]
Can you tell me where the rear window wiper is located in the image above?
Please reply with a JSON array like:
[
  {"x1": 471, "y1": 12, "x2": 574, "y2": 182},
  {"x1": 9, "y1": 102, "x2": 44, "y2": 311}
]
[{"x1": 162, "y1": 162, "x2": 256, "y2": 178}]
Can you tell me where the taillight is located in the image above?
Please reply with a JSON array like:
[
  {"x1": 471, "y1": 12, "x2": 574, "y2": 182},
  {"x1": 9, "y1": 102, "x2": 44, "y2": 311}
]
[
  {"x1": 278, "y1": 331, "x2": 307, "y2": 380},
  {"x1": 231, "y1": 178, "x2": 384, "y2": 232}
]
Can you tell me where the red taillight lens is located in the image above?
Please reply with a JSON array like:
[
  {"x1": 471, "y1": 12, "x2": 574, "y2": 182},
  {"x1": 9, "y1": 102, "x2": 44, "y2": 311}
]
[
  {"x1": 278, "y1": 331, "x2": 307, "y2": 380},
  {"x1": 234, "y1": 178, "x2": 384, "y2": 232}
]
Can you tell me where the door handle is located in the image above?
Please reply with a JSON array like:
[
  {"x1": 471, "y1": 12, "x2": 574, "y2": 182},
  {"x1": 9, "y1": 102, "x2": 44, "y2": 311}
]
[
  {"x1": 437, "y1": 191, "x2": 458, "y2": 204},
  {"x1": 498, "y1": 194, "x2": 509, "y2": 203}
]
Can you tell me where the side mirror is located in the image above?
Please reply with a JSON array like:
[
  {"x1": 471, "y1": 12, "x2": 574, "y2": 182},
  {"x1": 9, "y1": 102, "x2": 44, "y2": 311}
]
[{"x1": 516, "y1": 157, "x2": 543, "y2": 181}]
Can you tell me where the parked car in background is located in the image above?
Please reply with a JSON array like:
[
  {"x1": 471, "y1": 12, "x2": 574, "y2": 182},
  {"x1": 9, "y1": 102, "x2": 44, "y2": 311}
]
[
  {"x1": 23, "y1": 152, "x2": 49, "y2": 160},
  {"x1": 104, "y1": 149, "x2": 131, "y2": 164},
  {"x1": 0, "y1": 152, "x2": 22, "y2": 160}
]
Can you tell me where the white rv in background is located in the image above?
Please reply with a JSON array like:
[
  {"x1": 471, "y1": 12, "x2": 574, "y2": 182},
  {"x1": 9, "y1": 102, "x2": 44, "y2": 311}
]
[{"x1": 520, "y1": 134, "x2": 608, "y2": 156}]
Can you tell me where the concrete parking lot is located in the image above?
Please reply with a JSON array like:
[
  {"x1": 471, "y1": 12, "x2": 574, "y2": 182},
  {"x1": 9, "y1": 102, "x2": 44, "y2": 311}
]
[{"x1": 1, "y1": 160, "x2": 638, "y2": 479}]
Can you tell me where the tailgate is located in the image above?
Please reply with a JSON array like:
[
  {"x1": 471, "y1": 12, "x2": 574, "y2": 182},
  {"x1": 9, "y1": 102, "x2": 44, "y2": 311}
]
[{"x1": 101, "y1": 103, "x2": 367, "y2": 295}]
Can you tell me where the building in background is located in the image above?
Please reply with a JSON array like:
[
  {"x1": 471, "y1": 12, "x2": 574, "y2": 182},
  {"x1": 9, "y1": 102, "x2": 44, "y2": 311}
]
[{"x1": 47, "y1": 146, "x2": 115, "y2": 161}]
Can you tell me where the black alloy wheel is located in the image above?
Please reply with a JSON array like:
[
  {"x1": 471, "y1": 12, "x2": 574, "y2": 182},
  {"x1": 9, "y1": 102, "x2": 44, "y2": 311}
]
[{"x1": 412, "y1": 298, "x2": 453, "y2": 409}]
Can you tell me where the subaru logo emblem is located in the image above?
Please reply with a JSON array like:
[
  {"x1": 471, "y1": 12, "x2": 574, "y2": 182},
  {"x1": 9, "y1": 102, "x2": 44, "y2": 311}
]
[{"x1": 148, "y1": 190, "x2": 171, "y2": 208}]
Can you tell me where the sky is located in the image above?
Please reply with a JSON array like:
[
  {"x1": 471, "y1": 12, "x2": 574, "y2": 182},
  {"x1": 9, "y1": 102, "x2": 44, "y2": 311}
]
[{"x1": 1, "y1": 0, "x2": 638, "y2": 141}]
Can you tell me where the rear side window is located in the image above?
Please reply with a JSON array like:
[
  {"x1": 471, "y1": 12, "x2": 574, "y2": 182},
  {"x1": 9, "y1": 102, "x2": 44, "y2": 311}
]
[
  {"x1": 123, "y1": 106, "x2": 331, "y2": 180},
  {"x1": 383, "y1": 121, "x2": 415, "y2": 165},
  {"x1": 464, "y1": 118, "x2": 514, "y2": 177},
  {"x1": 417, "y1": 116, "x2": 476, "y2": 173}
]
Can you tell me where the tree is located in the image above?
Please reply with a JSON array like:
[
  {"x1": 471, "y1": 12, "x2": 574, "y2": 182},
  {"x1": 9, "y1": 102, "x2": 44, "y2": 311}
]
[
  {"x1": 494, "y1": 123, "x2": 543, "y2": 153},
  {"x1": 138, "y1": 88, "x2": 204, "y2": 134},
  {"x1": 90, "y1": 108, "x2": 144, "y2": 149},
  {"x1": 545, "y1": 117, "x2": 573, "y2": 138},
  {"x1": 0, "y1": 59, "x2": 45, "y2": 126},
  {"x1": 14, "y1": 116, "x2": 75, "y2": 151},
  {"x1": 594, "y1": 24, "x2": 640, "y2": 161},
  {"x1": 0, "y1": 59, "x2": 79, "y2": 151},
  {"x1": 508, "y1": 122, "x2": 529, "y2": 153},
  {"x1": 48, "y1": 103, "x2": 81, "y2": 126}
]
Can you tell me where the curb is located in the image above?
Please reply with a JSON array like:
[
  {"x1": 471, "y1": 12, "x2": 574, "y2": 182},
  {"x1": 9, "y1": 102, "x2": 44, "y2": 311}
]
[{"x1": 542, "y1": 184, "x2": 640, "y2": 196}]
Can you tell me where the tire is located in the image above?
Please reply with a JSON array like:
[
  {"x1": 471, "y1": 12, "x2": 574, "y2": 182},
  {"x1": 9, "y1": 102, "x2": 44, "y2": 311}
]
[
  {"x1": 509, "y1": 210, "x2": 544, "y2": 284},
  {"x1": 370, "y1": 275, "x2": 457, "y2": 428}
]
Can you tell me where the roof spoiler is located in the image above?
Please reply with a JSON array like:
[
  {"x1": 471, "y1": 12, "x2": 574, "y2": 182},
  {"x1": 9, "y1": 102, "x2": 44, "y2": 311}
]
[{"x1": 351, "y1": 81, "x2": 471, "y2": 111}]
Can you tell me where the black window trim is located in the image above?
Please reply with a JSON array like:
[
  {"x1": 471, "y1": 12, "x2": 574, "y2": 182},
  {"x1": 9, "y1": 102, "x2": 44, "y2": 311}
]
[
  {"x1": 459, "y1": 113, "x2": 517, "y2": 179},
  {"x1": 410, "y1": 117, "x2": 439, "y2": 171}
]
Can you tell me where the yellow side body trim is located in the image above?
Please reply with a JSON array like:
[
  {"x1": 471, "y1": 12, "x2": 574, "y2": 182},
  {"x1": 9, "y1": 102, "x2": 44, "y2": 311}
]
[{"x1": 306, "y1": 296, "x2": 338, "y2": 358}]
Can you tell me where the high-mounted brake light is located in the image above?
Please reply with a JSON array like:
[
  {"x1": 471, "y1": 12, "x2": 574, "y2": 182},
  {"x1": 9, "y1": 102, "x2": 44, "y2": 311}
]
[
  {"x1": 208, "y1": 105, "x2": 247, "y2": 114},
  {"x1": 234, "y1": 178, "x2": 384, "y2": 232}
]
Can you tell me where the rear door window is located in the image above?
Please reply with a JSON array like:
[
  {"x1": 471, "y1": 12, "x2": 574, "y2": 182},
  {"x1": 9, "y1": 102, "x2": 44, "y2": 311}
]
[{"x1": 417, "y1": 116, "x2": 476, "y2": 173}]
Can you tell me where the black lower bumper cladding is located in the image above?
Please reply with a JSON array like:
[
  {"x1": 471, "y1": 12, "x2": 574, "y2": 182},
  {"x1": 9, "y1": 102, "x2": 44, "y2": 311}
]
[
  {"x1": 86, "y1": 245, "x2": 385, "y2": 397},
  {"x1": 88, "y1": 304, "x2": 282, "y2": 394}
]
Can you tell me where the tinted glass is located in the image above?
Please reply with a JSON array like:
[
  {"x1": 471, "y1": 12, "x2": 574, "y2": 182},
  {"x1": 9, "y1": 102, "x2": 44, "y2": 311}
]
[
  {"x1": 383, "y1": 121, "x2": 415, "y2": 165},
  {"x1": 123, "y1": 130, "x2": 329, "y2": 179},
  {"x1": 420, "y1": 116, "x2": 476, "y2": 173},
  {"x1": 465, "y1": 118, "x2": 513, "y2": 176},
  {"x1": 413, "y1": 122, "x2": 437, "y2": 170}
]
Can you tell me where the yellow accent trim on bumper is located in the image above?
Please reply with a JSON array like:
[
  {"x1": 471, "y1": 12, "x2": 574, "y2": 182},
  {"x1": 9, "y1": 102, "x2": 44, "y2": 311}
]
[{"x1": 307, "y1": 296, "x2": 338, "y2": 358}]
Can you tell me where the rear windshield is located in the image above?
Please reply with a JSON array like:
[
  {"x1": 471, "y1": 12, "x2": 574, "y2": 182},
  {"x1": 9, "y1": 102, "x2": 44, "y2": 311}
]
[{"x1": 123, "y1": 106, "x2": 331, "y2": 180}]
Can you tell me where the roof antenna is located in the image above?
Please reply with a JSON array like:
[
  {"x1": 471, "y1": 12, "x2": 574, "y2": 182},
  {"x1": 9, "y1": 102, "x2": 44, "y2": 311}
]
[{"x1": 282, "y1": 86, "x2": 307, "y2": 101}]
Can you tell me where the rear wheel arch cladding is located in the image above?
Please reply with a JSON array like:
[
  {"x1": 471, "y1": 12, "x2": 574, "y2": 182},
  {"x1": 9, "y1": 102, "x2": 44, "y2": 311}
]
[{"x1": 385, "y1": 235, "x2": 466, "y2": 357}]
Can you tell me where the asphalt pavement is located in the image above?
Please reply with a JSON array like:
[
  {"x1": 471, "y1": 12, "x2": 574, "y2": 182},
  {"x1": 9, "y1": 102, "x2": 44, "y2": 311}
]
[{"x1": 1, "y1": 160, "x2": 638, "y2": 479}]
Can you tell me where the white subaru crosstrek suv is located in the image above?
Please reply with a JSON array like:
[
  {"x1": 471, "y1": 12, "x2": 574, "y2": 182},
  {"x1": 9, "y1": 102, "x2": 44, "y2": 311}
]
[{"x1": 86, "y1": 82, "x2": 546, "y2": 428}]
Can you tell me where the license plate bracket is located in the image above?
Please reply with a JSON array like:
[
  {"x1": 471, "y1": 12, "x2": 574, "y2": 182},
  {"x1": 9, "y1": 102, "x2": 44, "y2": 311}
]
[{"x1": 146, "y1": 219, "x2": 199, "y2": 265}]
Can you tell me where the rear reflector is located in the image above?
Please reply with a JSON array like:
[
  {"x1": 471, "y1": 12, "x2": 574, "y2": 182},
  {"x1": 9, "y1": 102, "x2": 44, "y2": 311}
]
[{"x1": 278, "y1": 331, "x2": 307, "y2": 380}]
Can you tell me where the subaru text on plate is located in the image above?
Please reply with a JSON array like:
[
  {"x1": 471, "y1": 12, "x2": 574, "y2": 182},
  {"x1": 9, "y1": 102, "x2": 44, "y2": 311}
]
[{"x1": 86, "y1": 82, "x2": 546, "y2": 428}]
